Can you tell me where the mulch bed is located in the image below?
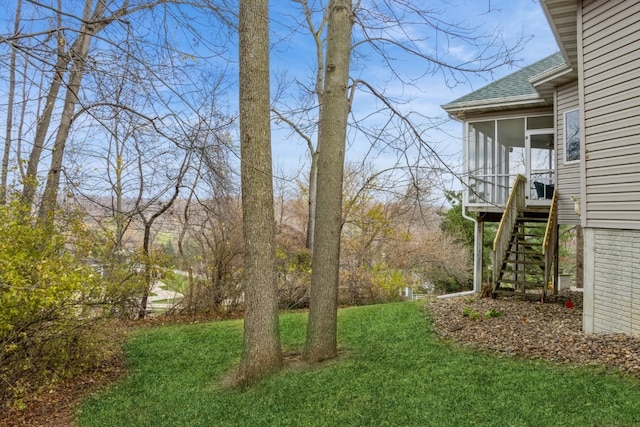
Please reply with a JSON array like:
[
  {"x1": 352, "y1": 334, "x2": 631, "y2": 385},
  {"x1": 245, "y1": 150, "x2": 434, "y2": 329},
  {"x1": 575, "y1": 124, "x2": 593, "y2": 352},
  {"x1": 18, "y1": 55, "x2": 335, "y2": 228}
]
[
  {"x1": 0, "y1": 362, "x2": 127, "y2": 427},
  {"x1": 428, "y1": 291, "x2": 640, "y2": 377}
]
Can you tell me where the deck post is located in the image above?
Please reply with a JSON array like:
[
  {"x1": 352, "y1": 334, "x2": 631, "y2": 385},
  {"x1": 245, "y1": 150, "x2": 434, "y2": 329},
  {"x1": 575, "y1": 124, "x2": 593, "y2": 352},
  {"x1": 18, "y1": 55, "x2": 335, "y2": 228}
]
[{"x1": 474, "y1": 220, "x2": 484, "y2": 292}]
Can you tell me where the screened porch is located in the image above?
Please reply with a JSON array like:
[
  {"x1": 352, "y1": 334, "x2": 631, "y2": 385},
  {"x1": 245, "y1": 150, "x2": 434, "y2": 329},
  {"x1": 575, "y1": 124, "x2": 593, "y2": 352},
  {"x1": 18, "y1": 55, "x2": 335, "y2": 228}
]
[{"x1": 464, "y1": 115, "x2": 555, "y2": 209}]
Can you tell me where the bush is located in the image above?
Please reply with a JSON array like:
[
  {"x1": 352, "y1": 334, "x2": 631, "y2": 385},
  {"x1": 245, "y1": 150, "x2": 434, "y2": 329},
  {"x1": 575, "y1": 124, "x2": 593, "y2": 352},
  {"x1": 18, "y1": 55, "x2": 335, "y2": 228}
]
[
  {"x1": 276, "y1": 248, "x2": 311, "y2": 309},
  {"x1": 339, "y1": 265, "x2": 404, "y2": 306},
  {"x1": 0, "y1": 200, "x2": 110, "y2": 408}
]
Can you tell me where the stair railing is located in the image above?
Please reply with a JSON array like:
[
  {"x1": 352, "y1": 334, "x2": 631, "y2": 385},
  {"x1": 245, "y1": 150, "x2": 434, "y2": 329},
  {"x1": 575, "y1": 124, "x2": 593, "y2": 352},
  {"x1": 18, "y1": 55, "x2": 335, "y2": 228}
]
[
  {"x1": 492, "y1": 174, "x2": 527, "y2": 287},
  {"x1": 542, "y1": 188, "x2": 558, "y2": 294}
]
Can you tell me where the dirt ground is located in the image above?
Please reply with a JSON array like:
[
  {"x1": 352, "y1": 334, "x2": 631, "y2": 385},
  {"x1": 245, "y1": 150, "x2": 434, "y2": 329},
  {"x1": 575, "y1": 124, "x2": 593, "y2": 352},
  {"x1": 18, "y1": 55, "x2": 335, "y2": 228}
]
[
  {"x1": 4, "y1": 293, "x2": 640, "y2": 426},
  {"x1": 428, "y1": 291, "x2": 640, "y2": 377},
  {"x1": 0, "y1": 361, "x2": 126, "y2": 427}
]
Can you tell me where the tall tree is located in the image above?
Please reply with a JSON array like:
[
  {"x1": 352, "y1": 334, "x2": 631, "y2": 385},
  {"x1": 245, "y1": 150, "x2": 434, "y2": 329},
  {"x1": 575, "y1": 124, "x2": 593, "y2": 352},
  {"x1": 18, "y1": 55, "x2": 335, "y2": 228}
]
[
  {"x1": 272, "y1": 0, "x2": 524, "y2": 252},
  {"x1": 19, "y1": 0, "x2": 157, "y2": 220},
  {"x1": 237, "y1": 0, "x2": 283, "y2": 383},
  {"x1": 304, "y1": 0, "x2": 354, "y2": 363},
  {"x1": 268, "y1": 0, "x2": 525, "y2": 363},
  {"x1": 271, "y1": 0, "x2": 327, "y2": 250},
  {"x1": 1, "y1": 0, "x2": 233, "y2": 221},
  {"x1": 1, "y1": 0, "x2": 21, "y2": 205}
]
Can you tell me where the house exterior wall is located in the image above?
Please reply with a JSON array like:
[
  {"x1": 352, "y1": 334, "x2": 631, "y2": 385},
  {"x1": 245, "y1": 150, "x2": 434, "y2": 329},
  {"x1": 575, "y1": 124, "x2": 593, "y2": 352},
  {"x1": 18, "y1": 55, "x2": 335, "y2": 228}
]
[
  {"x1": 579, "y1": 0, "x2": 640, "y2": 337},
  {"x1": 581, "y1": 0, "x2": 640, "y2": 230},
  {"x1": 583, "y1": 227, "x2": 640, "y2": 334},
  {"x1": 555, "y1": 81, "x2": 581, "y2": 224}
]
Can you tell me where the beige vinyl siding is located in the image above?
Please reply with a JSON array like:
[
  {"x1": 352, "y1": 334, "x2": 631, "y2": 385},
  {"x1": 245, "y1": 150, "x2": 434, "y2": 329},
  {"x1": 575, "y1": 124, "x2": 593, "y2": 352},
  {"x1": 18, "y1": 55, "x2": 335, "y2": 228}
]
[
  {"x1": 556, "y1": 81, "x2": 580, "y2": 225},
  {"x1": 582, "y1": 0, "x2": 640, "y2": 230}
]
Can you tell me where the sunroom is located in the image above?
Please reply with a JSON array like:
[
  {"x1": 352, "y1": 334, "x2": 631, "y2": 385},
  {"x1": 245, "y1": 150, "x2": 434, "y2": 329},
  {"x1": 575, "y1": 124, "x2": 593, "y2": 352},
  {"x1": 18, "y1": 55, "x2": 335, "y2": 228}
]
[
  {"x1": 466, "y1": 114, "x2": 555, "y2": 209},
  {"x1": 442, "y1": 53, "x2": 568, "y2": 213},
  {"x1": 442, "y1": 52, "x2": 571, "y2": 298}
]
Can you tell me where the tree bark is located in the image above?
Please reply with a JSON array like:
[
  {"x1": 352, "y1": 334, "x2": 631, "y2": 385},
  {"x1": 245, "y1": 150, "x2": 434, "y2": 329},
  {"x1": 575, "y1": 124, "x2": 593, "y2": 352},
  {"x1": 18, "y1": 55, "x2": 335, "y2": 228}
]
[
  {"x1": 1, "y1": 0, "x2": 22, "y2": 205},
  {"x1": 305, "y1": 3, "x2": 327, "y2": 250},
  {"x1": 304, "y1": 0, "x2": 353, "y2": 363},
  {"x1": 38, "y1": 0, "x2": 101, "y2": 221},
  {"x1": 237, "y1": 0, "x2": 282, "y2": 383},
  {"x1": 306, "y1": 151, "x2": 318, "y2": 249},
  {"x1": 22, "y1": 42, "x2": 70, "y2": 207},
  {"x1": 26, "y1": 0, "x2": 167, "y2": 219}
]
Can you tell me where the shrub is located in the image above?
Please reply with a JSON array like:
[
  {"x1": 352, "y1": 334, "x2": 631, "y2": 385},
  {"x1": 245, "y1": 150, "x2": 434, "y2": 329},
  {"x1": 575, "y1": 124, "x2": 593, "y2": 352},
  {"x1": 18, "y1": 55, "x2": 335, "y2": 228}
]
[
  {"x1": 0, "y1": 200, "x2": 110, "y2": 408},
  {"x1": 339, "y1": 265, "x2": 404, "y2": 306},
  {"x1": 276, "y1": 248, "x2": 311, "y2": 309}
]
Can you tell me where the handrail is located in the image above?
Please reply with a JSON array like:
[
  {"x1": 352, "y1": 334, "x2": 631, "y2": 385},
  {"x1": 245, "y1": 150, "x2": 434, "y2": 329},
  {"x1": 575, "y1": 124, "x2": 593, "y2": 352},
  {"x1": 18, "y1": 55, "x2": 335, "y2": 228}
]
[
  {"x1": 492, "y1": 174, "x2": 527, "y2": 286},
  {"x1": 542, "y1": 188, "x2": 558, "y2": 294},
  {"x1": 542, "y1": 189, "x2": 558, "y2": 256}
]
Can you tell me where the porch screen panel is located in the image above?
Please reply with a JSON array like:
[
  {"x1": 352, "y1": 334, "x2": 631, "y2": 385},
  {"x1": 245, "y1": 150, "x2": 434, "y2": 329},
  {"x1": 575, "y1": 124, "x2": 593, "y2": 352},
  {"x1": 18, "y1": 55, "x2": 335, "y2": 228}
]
[
  {"x1": 498, "y1": 118, "x2": 525, "y2": 202},
  {"x1": 467, "y1": 121, "x2": 495, "y2": 204}
]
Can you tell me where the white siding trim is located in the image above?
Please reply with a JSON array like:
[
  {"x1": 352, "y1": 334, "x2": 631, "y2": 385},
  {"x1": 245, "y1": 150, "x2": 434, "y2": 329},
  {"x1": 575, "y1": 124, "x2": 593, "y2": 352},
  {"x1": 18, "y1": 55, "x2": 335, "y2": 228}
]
[{"x1": 577, "y1": 1, "x2": 587, "y2": 229}]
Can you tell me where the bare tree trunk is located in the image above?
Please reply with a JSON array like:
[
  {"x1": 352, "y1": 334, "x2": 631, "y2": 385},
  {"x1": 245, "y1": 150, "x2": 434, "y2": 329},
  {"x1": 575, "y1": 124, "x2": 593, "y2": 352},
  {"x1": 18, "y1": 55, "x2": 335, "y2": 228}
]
[
  {"x1": 38, "y1": 1, "x2": 100, "y2": 221},
  {"x1": 137, "y1": 154, "x2": 190, "y2": 319},
  {"x1": 306, "y1": 151, "x2": 318, "y2": 249},
  {"x1": 237, "y1": 0, "x2": 282, "y2": 384},
  {"x1": 178, "y1": 171, "x2": 197, "y2": 312},
  {"x1": 304, "y1": 0, "x2": 353, "y2": 363},
  {"x1": 304, "y1": 3, "x2": 328, "y2": 250},
  {"x1": 22, "y1": 47, "x2": 70, "y2": 207},
  {"x1": 1, "y1": 0, "x2": 22, "y2": 204},
  {"x1": 28, "y1": 0, "x2": 163, "y2": 219}
]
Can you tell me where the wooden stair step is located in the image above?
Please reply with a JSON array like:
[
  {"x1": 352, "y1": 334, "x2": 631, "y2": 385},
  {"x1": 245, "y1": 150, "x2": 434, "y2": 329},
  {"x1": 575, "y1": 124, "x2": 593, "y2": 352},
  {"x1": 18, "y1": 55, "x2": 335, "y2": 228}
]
[
  {"x1": 506, "y1": 249, "x2": 544, "y2": 255},
  {"x1": 496, "y1": 279, "x2": 544, "y2": 288},
  {"x1": 500, "y1": 266, "x2": 544, "y2": 277},
  {"x1": 510, "y1": 242, "x2": 543, "y2": 247},
  {"x1": 502, "y1": 259, "x2": 545, "y2": 265}
]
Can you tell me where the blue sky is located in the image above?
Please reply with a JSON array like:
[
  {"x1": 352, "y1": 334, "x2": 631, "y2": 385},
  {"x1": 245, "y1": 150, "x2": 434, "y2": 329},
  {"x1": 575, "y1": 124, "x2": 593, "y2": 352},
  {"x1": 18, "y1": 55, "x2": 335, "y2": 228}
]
[
  {"x1": 268, "y1": 0, "x2": 560, "y2": 198},
  {"x1": 0, "y1": 0, "x2": 559, "y2": 202}
]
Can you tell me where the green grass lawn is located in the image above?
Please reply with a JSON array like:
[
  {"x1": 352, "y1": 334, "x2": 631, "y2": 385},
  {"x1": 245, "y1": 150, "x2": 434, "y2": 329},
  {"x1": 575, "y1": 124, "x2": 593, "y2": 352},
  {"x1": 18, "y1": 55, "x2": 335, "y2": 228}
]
[{"x1": 78, "y1": 302, "x2": 640, "y2": 427}]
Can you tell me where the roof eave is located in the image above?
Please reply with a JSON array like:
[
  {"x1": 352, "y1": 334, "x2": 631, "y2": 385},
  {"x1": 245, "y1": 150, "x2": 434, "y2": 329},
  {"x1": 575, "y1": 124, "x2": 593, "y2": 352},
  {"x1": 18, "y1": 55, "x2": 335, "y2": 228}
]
[
  {"x1": 442, "y1": 94, "x2": 545, "y2": 115},
  {"x1": 539, "y1": 0, "x2": 579, "y2": 69},
  {"x1": 529, "y1": 62, "x2": 577, "y2": 103},
  {"x1": 529, "y1": 62, "x2": 572, "y2": 86}
]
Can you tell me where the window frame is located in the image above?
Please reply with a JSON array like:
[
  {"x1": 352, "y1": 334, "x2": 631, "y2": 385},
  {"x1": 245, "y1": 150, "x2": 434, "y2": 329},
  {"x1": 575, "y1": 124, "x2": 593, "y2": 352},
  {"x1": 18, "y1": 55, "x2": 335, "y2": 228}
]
[{"x1": 564, "y1": 109, "x2": 581, "y2": 164}]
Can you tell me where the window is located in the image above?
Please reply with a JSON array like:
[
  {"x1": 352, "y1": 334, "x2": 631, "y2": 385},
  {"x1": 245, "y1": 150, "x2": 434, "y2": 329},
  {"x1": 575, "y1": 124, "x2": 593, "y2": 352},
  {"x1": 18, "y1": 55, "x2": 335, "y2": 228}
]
[{"x1": 565, "y1": 109, "x2": 580, "y2": 162}]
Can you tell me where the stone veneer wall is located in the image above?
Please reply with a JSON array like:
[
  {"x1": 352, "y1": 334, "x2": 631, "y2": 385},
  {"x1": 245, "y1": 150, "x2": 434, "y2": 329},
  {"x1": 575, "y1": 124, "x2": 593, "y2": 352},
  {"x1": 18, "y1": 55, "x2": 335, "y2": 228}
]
[{"x1": 583, "y1": 228, "x2": 640, "y2": 335}]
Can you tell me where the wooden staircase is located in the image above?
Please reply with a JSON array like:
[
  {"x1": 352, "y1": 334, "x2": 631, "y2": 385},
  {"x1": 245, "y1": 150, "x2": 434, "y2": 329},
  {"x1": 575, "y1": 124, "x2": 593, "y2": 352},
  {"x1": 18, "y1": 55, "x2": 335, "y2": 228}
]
[
  {"x1": 492, "y1": 175, "x2": 558, "y2": 299},
  {"x1": 494, "y1": 213, "x2": 548, "y2": 296}
]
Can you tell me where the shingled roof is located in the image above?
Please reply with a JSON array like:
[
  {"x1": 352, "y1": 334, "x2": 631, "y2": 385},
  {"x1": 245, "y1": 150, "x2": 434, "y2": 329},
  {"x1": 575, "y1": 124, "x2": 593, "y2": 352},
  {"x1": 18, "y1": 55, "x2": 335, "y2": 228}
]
[{"x1": 442, "y1": 52, "x2": 566, "y2": 115}]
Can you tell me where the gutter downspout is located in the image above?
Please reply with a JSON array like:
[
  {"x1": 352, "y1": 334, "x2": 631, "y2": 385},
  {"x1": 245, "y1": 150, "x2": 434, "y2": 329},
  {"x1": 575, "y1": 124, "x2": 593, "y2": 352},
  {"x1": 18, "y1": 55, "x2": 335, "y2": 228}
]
[
  {"x1": 438, "y1": 114, "x2": 480, "y2": 300},
  {"x1": 438, "y1": 205, "x2": 479, "y2": 299}
]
